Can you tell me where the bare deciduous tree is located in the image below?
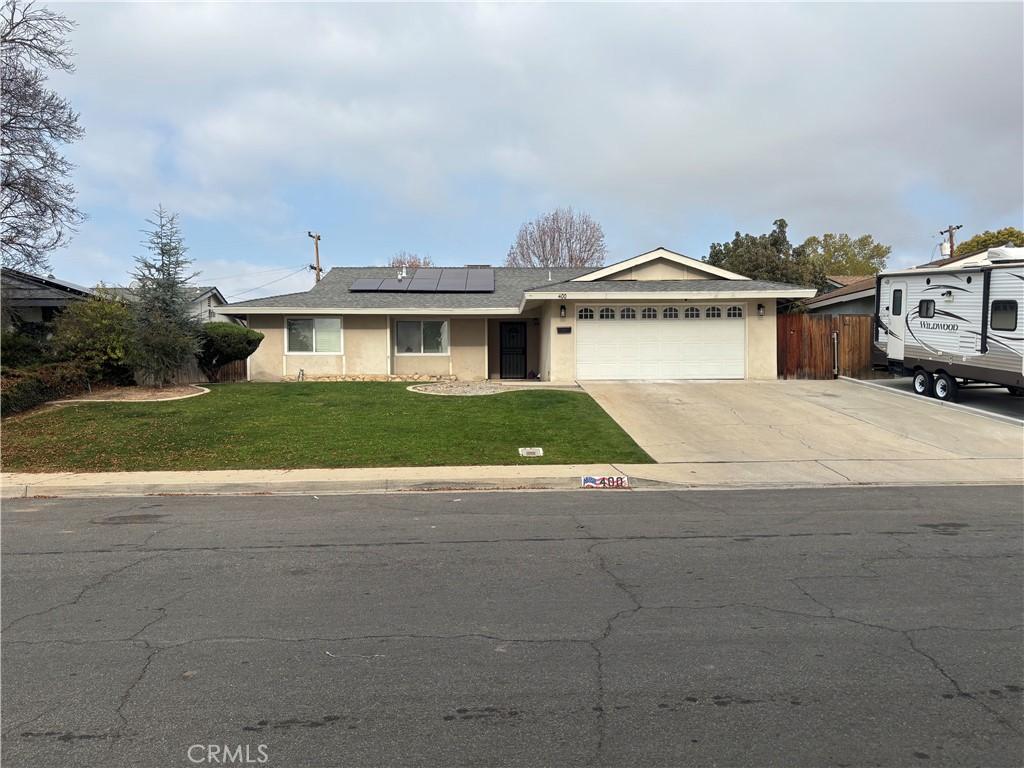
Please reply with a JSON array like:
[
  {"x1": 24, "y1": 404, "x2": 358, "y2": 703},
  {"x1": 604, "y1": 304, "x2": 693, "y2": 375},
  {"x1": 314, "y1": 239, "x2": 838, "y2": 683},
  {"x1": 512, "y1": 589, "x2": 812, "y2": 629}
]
[
  {"x1": 1, "y1": 0, "x2": 84, "y2": 274},
  {"x1": 504, "y1": 207, "x2": 607, "y2": 268},
  {"x1": 388, "y1": 251, "x2": 433, "y2": 269}
]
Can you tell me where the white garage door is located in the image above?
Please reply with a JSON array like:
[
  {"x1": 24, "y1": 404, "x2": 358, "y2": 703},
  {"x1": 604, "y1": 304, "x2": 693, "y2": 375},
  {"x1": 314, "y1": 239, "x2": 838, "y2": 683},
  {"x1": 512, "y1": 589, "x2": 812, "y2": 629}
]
[{"x1": 576, "y1": 304, "x2": 746, "y2": 380}]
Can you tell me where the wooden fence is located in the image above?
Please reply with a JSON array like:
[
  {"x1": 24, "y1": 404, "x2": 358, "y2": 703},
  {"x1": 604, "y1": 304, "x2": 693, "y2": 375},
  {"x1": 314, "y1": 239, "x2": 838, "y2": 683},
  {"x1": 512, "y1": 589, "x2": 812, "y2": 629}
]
[
  {"x1": 135, "y1": 357, "x2": 248, "y2": 386},
  {"x1": 777, "y1": 314, "x2": 874, "y2": 380}
]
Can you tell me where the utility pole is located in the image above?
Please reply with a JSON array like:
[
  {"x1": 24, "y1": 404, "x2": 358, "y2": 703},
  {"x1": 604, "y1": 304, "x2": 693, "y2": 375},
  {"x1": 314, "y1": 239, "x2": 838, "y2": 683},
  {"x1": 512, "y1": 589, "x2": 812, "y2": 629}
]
[
  {"x1": 939, "y1": 224, "x2": 962, "y2": 259},
  {"x1": 307, "y1": 231, "x2": 322, "y2": 282}
]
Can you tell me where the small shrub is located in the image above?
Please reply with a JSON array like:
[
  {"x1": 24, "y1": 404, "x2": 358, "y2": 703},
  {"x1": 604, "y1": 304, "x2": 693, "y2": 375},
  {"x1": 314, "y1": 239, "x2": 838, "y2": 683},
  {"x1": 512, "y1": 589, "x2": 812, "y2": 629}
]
[
  {"x1": 0, "y1": 330, "x2": 49, "y2": 368},
  {"x1": 50, "y1": 295, "x2": 135, "y2": 383},
  {"x1": 196, "y1": 323, "x2": 264, "y2": 382},
  {"x1": 1, "y1": 361, "x2": 90, "y2": 416}
]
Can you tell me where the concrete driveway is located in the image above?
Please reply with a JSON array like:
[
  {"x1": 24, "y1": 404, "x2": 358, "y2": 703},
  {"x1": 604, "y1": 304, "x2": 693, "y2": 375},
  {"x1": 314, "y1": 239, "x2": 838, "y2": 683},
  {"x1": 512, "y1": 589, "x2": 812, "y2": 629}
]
[{"x1": 582, "y1": 379, "x2": 1024, "y2": 486}]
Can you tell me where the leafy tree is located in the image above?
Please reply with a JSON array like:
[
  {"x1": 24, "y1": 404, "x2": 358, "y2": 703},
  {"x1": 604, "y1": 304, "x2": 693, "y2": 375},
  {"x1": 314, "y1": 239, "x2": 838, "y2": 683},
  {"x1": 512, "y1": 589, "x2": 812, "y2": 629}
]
[
  {"x1": 129, "y1": 206, "x2": 200, "y2": 387},
  {"x1": 196, "y1": 322, "x2": 264, "y2": 382},
  {"x1": 796, "y1": 233, "x2": 890, "y2": 276},
  {"x1": 707, "y1": 219, "x2": 825, "y2": 288},
  {"x1": 388, "y1": 251, "x2": 433, "y2": 269},
  {"x1": 1, "y1": 0, "x2": 84, "y2": 273},
  {"x1": 50, "y1": 292, "x2": 134, "y2": 382},
  {"x1": 505, "y1": 207, "x2": 606, "y2": 268},
  {"x1": 953, "y1": 227, "x2": 1024, "y2": 257}
]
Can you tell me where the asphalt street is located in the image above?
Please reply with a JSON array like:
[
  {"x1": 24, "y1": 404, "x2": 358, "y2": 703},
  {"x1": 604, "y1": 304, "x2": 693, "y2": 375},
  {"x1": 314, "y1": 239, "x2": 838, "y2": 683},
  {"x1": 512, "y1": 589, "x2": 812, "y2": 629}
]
[{"x1": 2, "y1": 486, "x2": 1022, "y2": 767}]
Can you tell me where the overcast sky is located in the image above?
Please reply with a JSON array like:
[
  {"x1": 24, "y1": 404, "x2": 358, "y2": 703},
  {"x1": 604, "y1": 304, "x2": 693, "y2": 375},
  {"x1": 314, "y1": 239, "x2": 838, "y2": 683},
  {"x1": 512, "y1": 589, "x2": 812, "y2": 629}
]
[{"x1": 48, "y1": 1, "x2": 1024, "y2": 299}]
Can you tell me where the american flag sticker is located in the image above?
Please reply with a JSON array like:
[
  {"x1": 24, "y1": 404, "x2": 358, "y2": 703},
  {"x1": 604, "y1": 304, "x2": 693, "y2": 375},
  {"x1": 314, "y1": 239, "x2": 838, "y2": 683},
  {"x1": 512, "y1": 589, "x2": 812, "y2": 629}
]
[{"x1": 582, "y1": 475, "x2": 629, "y2": 489}]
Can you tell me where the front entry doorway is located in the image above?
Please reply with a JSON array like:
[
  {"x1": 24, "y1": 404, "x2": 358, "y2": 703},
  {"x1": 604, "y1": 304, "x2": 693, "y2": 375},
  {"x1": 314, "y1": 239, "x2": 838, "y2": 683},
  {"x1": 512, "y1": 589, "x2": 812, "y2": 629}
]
[{"x1": 499, "y1": 321, "x2": 527, "y2": 379}]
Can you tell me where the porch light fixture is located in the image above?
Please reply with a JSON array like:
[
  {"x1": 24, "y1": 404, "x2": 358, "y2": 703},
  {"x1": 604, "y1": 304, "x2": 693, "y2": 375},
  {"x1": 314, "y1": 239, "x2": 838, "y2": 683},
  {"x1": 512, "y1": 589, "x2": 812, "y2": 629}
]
[
  {"x1": 559, "y1": 304, "x2": 566, "y2": 318},
  {"x1": 757, "y1": 303, "x2": 766, "y2": 317}
]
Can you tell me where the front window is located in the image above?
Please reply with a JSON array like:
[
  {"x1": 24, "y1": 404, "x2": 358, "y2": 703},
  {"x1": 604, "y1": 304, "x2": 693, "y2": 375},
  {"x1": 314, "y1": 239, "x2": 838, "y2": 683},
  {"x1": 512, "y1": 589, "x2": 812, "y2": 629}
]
[
  {"x1": 287, "y1": 317, "x2": 342, "y2": 353},
  {"x1": 991, "y1": 300, "x2": 1018, "y2": 331},
  {"x1": 395, "y1": 320, "x2": 449, "y2": 354},
  {"x1": 641, "y1": 307, "x2": 657, "y2": 319}
]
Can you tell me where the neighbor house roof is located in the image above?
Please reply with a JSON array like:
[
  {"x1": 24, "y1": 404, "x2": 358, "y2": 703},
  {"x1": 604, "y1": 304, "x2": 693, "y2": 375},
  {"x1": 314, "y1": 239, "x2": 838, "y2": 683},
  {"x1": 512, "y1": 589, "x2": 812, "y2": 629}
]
[
  {"x1": 825, "y1": 274, "x2": 871, "y2": 288},
  {"x1": 801, "y1": 276, "x2": 876, "y2": 309},
  {"x1": 104, "y1": 285, "x2": 226, "y2": 304},
  {"x1": 1, "y1": 267, "x2": 95, "y2": 306}
]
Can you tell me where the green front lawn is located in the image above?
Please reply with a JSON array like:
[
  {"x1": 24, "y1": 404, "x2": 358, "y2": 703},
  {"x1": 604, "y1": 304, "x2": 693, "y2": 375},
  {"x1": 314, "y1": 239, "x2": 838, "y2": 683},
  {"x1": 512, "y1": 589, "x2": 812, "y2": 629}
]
[{"x1": 1, "y1": 383, "x2": 651, "y2": 472}]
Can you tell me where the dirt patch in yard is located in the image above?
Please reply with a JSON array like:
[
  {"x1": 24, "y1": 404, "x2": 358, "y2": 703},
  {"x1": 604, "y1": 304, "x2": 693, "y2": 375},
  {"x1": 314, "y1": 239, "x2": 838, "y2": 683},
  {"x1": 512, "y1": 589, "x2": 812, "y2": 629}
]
[{"x1": 54, "y1": 385, "x2": 208, "y2": 402}]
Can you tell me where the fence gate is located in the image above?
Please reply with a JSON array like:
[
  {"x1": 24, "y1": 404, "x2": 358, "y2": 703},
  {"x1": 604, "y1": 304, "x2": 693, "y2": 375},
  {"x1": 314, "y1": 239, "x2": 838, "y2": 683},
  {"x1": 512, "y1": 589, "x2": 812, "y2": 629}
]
[{"x1": 777, "y1": 314, "x2": 874, "y2": 379}]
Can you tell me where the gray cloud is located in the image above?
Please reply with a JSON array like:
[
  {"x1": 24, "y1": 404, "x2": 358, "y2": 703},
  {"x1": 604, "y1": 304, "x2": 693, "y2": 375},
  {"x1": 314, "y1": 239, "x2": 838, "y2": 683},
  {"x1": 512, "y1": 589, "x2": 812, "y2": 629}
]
[{"x1": 57, "y1": 2, "x2": 1023, "y2": 271}]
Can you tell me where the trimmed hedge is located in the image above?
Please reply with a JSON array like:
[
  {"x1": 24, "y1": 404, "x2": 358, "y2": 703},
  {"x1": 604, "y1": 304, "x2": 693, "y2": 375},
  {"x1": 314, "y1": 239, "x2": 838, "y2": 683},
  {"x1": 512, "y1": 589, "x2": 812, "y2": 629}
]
[{"x1": 1, "y1": 362, "x2": 90, "y2": 417}]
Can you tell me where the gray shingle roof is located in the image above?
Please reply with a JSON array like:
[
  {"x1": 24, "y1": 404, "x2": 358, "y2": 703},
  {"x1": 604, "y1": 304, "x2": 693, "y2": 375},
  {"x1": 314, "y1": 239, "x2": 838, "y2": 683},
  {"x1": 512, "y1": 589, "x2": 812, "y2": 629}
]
[
  {"x1": 225, "y1": 267, "x2": 591, "y2": 311},
  {"x1": 527, "y1": 279, "x2": 814, "y2": 293}
]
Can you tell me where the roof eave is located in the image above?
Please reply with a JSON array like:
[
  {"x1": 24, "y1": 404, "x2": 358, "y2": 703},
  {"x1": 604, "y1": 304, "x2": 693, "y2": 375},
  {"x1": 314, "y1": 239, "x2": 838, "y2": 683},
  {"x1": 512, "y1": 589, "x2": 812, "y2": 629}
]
[{"x1": 523, "y1": 289, "x2": 817, "y2": 300}]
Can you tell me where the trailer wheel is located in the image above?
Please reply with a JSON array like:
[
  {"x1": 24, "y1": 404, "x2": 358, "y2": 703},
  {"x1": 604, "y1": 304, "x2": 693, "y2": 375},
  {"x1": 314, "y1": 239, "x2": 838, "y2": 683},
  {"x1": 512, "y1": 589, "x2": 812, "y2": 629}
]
[
  {"x1": 934, "y1": 372, "x2": 958, "y2": 402},
  {"x1": 912, "y1": 370, "x2": 934, "y2": 397},
  {"x1": 1008, "y1": 386, "x2": 1024, "y2": 397}
]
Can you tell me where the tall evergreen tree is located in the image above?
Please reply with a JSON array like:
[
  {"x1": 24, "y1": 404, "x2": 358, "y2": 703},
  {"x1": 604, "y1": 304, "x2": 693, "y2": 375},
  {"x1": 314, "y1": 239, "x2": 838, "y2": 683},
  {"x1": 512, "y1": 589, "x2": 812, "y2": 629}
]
[{"x1": 130, "y1": 206, "x2": 200, "y2": 386}]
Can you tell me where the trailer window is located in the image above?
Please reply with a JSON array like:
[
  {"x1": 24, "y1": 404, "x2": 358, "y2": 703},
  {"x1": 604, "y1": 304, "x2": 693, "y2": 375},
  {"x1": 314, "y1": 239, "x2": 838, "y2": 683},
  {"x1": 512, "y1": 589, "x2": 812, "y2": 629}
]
[
  {"x1": 991, "y1": 300, "x2": 1018, "y2": 332},
  {"x1": 918, "y1": 299, "x2": 935, "y2": 319},
  {"x1": 891, "y1": 289, "x2": 903, "y2": 316}
]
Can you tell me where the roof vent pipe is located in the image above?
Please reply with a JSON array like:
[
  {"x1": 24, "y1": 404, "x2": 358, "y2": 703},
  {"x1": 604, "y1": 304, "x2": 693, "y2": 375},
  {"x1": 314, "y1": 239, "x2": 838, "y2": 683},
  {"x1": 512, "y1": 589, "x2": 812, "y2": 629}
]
[{"x1": 548, "y1": 268, "x2": 551, "y2": 281}]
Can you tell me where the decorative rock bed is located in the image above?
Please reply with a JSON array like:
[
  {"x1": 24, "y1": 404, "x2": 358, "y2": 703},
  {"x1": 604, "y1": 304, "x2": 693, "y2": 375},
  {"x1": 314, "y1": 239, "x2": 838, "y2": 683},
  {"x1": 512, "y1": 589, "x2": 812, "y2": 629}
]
[
  {"x1": 284, "y1": 374, "x2": 456, "y2": 382},
  {"x1": 409, "y1": 380, "x2": 573, "y2": 396}
]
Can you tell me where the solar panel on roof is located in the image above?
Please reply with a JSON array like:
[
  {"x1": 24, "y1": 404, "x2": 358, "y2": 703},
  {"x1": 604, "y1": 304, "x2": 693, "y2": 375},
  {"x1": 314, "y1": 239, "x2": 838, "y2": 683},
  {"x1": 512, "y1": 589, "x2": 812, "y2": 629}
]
[
  {"x1": 377, "y1": 278, "x2": 411, "y2": 292},
  {"x1": 412, "y1": 268, "x2": 442, "y2": 278},
  {"x1": 465, "y1": 269, "x2": 495, "y2": 292},
  {"x1": 350, "y1": 278, "x2": 384, "y2": 291},
  {"x1": 408, "y1": 273, "x2": 441, "y2": 292},
  {"x1": 437, "y1": 269, "x2": 468, "y2": 292}
]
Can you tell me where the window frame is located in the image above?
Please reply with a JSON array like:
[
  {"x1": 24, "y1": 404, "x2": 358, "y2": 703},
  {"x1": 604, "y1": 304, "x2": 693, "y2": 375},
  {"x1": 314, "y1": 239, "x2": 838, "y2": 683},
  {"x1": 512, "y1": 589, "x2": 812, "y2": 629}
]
[
  {"x1": 683, "y1": 306, "x2": 701, "y2": 319},
  {"x1": 640, "y1": 307, "x2": 658, "y2": 320},
  {"x1": 577, "y1": 307, "x2": 594, "y2": 320},
  {"x1": 619, "y1": 307, "x2": 636, "y2": 320},
  {"x1": 918, "y1": 299, "x2": 935, "y2": 319},
  {"x1": 598, "y1": 307, "x2": 616, "y2": 320},
  {"x1": 991, "y1": 300, "x2": 1018, "y2": 332},
  {"x1": 394, "y1": 318, "x2": 450, "y2": 356},
  {"x1": 663, "y1": 307, "x2": 679, "y2": 319},
  {"x1": 284, "y1": 316, "x2": 344, "y2": 355},
  {"x1": 705, "y1": 306, "x2": 722, "y2": 319},
  {"x1": 891, "y1": 289, "x2": 903, "y2": 316},
  {"x1": 726, "y1": 305, "x2": 744, "y2": 318}
]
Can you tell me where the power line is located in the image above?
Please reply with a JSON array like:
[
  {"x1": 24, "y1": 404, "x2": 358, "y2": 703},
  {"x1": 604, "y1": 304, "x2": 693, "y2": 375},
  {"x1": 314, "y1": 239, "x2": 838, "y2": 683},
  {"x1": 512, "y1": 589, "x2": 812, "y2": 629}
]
[
  {"x1": 227, "y1": 266, "x2": 311, "y2": 299},
  {"x1": 201, "y1": 264, "x2": 306, "y2": 283}
]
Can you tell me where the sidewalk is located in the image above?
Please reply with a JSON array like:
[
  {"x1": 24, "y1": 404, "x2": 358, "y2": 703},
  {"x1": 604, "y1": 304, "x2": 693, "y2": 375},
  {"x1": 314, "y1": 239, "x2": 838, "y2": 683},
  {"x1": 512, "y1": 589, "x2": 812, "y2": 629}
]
[{"x1": 3, "y1": 457, "x2": 1021, "y2": 499}]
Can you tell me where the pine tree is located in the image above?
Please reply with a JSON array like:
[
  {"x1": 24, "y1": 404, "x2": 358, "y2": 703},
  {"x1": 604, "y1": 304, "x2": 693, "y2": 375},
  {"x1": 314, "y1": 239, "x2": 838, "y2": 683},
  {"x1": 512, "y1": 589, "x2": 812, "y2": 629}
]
[{"x1": 130, "y1": 206, "x2": 200, "y2": 386}]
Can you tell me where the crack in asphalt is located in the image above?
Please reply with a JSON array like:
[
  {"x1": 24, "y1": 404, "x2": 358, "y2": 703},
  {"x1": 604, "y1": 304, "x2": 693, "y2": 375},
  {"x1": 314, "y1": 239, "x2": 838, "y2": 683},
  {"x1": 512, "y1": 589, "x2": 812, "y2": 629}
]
[{"x1": 0, "y1": 553, "x2": 164, "y2": 632}]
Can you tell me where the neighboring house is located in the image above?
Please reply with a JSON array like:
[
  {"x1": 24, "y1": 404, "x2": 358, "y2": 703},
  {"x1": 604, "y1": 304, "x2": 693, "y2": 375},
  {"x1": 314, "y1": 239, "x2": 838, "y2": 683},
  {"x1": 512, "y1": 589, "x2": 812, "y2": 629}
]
[
  {"x1": 105, "y1": 285, "x2": 233, "y2": 323},
  {"x1": 802, "y1": 276, "x2": 877, "y2": 315},
  {"x1": 1, "y1": 267, "x2": 94, "y2": 330},
  {"x1": 222, "y1": 247, "x2": 815, "y2": 382},
  {"x1": 823, "y1": 275, "x2": 871, "y2": 292}
]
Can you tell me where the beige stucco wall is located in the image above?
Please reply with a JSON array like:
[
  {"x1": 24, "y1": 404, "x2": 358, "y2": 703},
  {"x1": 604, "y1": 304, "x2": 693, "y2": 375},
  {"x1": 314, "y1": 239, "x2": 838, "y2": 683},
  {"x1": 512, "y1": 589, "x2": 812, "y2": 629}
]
[
  {"x1": 393, "y1": 354, "x2": 450, "y2": 376},
  {"x1": 545, "y1": 302, "x2": 577, "y2": 383},
  {"x1": 606, "y1": 258, "x2": 708, "y2": 281},
  {"x1": 247, "y1": 315, "x2": 286, "y2": 380},
  {"x1": 745, "y1": 300, "x2": 778, "y2": 379},
  {"x1": 345, "y1": 315, "x2": 388, "y2": 375},
  {"x1": 450, "y1": 318, "x2": 487, "y2": 380}
]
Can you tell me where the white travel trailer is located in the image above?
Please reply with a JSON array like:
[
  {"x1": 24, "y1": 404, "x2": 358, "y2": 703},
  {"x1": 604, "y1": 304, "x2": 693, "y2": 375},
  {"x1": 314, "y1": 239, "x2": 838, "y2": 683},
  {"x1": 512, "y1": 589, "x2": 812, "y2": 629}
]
[{"x1": 875, "y1": 247, "x2": 1024, "y2": 401}]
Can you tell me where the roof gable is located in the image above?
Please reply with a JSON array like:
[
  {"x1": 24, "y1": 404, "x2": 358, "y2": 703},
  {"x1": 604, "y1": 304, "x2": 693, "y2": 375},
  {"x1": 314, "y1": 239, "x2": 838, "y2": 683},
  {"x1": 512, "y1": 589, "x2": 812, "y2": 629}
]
[{"x1": 572, "y1": 247, "x2": 750, "y2": 282}]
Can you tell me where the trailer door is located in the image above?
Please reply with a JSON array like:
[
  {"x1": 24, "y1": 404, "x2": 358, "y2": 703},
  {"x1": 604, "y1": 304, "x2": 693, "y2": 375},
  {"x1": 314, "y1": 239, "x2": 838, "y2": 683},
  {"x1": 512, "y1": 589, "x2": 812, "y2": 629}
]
[{"x1": 887, "y1": 281, "x2": 907, "y2": 361}]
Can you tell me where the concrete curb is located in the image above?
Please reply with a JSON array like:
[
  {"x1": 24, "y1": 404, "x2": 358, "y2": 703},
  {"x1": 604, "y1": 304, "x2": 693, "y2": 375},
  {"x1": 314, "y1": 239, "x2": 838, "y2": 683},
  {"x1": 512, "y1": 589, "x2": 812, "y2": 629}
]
[
  {"x1": 839, "y1": 376, "x2": 1023, "y2": 426},
  {"x1": 53, "y1": 385, "x2": 210, "y2": 404}
]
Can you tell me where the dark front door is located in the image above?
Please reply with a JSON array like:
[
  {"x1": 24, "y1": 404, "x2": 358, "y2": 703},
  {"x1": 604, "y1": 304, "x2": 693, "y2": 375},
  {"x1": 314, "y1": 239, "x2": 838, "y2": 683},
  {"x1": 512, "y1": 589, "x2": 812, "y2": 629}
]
[{"x1": 500, "y1": 322, "x2": 527, "y2": 379}]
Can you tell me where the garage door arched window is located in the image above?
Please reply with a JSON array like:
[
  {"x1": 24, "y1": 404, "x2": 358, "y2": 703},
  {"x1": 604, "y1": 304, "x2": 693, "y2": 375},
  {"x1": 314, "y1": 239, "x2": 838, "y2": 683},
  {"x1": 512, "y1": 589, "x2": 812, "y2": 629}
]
[
  {"x1": 726, "y1": 305, "x2": 743, "y2": 318},
  {"x1": 577, "y1": 307, "x2": 594, "y2": 320},
  {"x1": 683, "y1": 306, "x2": 700, "y2": 319},
  {"x1": 705, "y1": 306, "x2": 722, "y2": 319},
  {"x1": 599, "y1": 307, "x2": 616, "y2": 320},
  {"x1": 620, "y1": 307, "x2": 636, "y2": 320},
  {"x1": 641, "y1": 307, "x2": 658, "y2": 319},
  {"x1": 663, "y1": 307, "x2": 679, "y2": 319}
]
